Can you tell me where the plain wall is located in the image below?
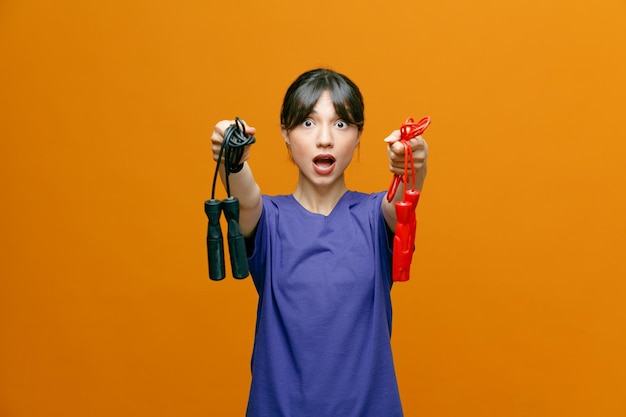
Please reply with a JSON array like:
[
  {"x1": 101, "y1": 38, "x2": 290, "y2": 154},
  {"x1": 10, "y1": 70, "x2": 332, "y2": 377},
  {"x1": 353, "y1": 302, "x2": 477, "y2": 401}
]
[{"x1": 1, "y1": 0, "x2": 625, "y2": 416}]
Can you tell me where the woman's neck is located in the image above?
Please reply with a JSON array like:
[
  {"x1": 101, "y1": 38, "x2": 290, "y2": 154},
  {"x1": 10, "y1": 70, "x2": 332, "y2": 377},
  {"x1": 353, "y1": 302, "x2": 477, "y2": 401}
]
[{"x1": 292, "y1": 179, "x2": 348, "y2": 216}]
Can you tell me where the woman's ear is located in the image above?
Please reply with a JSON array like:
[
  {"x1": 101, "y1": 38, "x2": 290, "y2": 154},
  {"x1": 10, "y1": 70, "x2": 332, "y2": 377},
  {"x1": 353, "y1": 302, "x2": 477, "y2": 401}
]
[
  {"x1": 281, "y1": 126, "x2": 290, "y2": 147},
  {"x1": 281, "y1": 126, "x2": 294, "y2": 161}
]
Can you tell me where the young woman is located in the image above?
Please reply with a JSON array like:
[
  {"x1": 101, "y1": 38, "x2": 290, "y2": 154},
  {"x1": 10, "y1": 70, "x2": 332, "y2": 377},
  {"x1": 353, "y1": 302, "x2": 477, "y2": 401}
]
[{"x1": 210, "y1": 68, "x2": 428, "y2": 417}]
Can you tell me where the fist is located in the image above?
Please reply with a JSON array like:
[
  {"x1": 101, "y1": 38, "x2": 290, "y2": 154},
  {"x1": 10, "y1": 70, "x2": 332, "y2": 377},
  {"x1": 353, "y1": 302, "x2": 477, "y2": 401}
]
[
  {"x1": 211, "y1": 119, "x2": 257, "y2": 163},
  {"x1": 384, "y1": 130, "x2": 428, "y2": 176}
]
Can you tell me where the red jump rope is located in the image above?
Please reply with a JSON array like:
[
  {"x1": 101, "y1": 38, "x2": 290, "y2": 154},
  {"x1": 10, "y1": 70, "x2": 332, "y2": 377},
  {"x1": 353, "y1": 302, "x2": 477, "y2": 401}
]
[{"x1": 387, "y1": 116, "x2": 431, "y2": 282}]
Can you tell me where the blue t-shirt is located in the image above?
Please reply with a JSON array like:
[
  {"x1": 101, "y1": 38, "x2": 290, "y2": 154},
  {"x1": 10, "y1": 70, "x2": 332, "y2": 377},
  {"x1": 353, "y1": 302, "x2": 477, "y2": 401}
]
[{"x1": 246, "y1": 191, "x2": 403, "y2": 417}]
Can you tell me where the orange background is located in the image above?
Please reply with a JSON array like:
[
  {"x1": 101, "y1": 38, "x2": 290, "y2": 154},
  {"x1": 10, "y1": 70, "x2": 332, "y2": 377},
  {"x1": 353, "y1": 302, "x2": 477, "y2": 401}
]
[{"x1": 1, "y1": 0, "x2": 625, "y2": 416}]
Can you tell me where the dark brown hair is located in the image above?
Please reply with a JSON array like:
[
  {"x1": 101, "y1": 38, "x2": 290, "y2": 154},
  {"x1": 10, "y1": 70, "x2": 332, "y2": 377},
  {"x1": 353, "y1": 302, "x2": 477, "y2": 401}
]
[{"x1": 280, "y1": 68, "x2": 365, "y2": 132}]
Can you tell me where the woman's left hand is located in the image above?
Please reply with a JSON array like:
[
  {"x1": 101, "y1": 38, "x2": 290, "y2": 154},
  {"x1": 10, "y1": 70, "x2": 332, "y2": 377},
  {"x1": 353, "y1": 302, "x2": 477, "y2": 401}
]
[{"x1": 384, "y1": 130, "x2": 428, "y2": 177}]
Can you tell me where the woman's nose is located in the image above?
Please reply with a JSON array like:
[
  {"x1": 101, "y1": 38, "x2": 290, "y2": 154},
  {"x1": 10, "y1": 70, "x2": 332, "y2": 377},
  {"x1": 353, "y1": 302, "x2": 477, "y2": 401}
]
[{"x1": 316, "y1": 125, "x2": 333, "y2": 148}]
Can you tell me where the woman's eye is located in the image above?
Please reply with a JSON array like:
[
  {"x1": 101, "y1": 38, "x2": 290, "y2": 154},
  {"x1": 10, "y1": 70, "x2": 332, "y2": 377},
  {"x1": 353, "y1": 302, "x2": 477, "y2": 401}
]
[
  {"x1": 303, "y1": 119, "x2": 314, "y2": 128},
  {"x1": 335, "y1": 120, "x2": 346, "y2": 129}
]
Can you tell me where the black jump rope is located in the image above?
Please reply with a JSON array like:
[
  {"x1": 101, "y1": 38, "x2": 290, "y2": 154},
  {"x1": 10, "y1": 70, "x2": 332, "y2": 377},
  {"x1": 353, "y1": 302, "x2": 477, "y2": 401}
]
[{"x1": 205, "y1": 118, "x2": 256, "y2": 280}]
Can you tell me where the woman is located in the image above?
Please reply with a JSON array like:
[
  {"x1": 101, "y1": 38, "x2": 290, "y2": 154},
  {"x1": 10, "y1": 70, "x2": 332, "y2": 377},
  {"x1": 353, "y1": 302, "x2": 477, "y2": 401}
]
[{"x1": 210, "y1": 68, "x2": 428, "y2": 417}]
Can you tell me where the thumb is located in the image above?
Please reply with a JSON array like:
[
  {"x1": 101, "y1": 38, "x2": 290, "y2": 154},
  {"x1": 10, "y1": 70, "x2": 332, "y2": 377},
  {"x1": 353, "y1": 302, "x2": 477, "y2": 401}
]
[{"x1": 383, "y1": 129, "x2": 401, "y2": 144}]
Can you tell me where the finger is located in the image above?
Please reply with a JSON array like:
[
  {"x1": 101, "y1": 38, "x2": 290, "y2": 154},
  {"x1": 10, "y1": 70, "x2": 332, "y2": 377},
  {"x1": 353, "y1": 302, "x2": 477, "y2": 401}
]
[
  {"x1": 388, "y1": 149, "x2": 408, "y2": 171},
  {"x1": 233, "y1": 118, "x2": 256, "y2": 136},
  {"x1": 408, "y1": 136, "x2": 427, "y2": 150},
  {"x1": 388, "y1": 141, "x2": 407, "y2": 156},
  {"x1": 383, "y1": 130, "x2": 401, "y2": 144},
  {"x1": 214, "y1": 120, "x2": 234, "y2": 135}
]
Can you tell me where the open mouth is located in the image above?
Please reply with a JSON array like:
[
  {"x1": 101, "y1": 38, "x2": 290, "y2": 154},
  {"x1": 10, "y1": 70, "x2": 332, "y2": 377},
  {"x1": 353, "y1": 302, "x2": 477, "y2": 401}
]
[
  {"x1": 312, "y1": 154, "x2": 336, "y2": 175},
  {"x1": 313, "y1": 155, "x2": 336, "y2": 168}
]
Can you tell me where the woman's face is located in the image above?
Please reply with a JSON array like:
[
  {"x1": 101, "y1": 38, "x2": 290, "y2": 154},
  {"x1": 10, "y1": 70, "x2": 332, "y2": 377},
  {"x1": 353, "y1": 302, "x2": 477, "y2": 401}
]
[{"x1": 281, "y1": 90, "x2": 360, "y2": 188}]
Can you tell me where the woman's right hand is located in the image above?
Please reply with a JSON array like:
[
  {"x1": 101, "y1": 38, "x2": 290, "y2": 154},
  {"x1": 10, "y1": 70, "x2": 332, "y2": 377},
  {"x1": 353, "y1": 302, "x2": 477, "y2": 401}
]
[{"x1": 211, "y1": 119, "x2": 257, "y2": 163}]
